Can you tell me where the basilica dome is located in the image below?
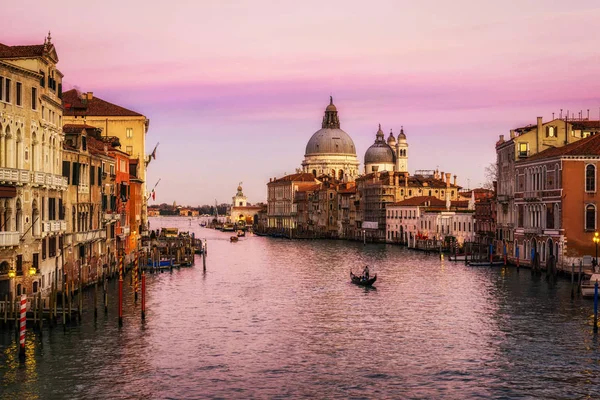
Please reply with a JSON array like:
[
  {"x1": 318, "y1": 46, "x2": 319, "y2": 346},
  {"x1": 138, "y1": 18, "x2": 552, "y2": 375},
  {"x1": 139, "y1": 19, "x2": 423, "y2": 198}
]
[
  {"x1": 364, "y1": 124, "x2": 396, "y2": 164},
  {"x1": 305, "y1": 97, "x2": 356, "y2": 156}
]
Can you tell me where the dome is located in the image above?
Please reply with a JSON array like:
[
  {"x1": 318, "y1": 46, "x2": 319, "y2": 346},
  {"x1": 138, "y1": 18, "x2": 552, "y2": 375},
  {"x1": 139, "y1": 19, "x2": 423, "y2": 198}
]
[
  {"x1": 364, "y1": 142, "x2": 396, "y2": 164},
  {"x1": 305, "y1": 128, "x2": 356, "y2": 155},
  {"x1": 304, "y1": 96, "x2": 356, "y2": 155},
  {"x1": 398, "y1": 126, "x2": 406, "y2": 140},
  {"x1": 387, "y1": 129, "x2": 396, "y2": 145}
]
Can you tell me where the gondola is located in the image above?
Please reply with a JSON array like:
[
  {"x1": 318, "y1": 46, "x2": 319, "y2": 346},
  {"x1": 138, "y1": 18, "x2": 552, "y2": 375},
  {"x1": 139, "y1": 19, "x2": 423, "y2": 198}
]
[{"x1": 350, "y1": 271, "x2": 377, "y2": 287}]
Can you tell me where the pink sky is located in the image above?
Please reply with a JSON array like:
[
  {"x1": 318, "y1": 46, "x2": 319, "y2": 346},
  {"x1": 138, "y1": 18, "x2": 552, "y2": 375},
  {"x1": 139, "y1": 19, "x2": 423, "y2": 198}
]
[{"x1": 4, "y1": 1, "x2": 600, "y2": 205}]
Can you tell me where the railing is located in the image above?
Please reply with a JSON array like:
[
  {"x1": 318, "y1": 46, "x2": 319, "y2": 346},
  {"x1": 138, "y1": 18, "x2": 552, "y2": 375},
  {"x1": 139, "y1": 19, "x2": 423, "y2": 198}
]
[
  {"x1": 32, "y1": 171, "x2": 68, "y2": 189},
  {"x1": 523, "y1": 227, "x2": 542, "y2": 234},
  {"x1": 0, "y1": 231, "x2": 20, "y2": 246},
  {"x1": 523, "y1": 191, "x2": 542, "y2": 200},
  {"x1": 75, "y1": 229, "x2": 106, "y2": 243},
  {"x1": 0, "y1": 167, "x2": 31, "y2": 185},
  {"x1": 42, "y1": 220, "x2": 67, "y2": 234},
  {"x1": 104, "y1": 213, "x2": 121, "y2": 221}
]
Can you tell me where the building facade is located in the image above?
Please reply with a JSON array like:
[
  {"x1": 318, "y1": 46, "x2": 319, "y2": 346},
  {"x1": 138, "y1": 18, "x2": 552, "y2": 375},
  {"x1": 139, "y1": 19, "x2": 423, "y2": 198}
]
[{"x1": 0, "y1": 36, "x2": 69, "y2": 301}]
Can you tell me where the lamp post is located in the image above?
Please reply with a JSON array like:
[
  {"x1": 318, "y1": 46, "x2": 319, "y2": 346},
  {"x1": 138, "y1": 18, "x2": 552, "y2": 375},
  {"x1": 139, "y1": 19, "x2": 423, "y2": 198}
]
[{"x1": 594, "y1": 232, "x2": 600, "y2": 271}]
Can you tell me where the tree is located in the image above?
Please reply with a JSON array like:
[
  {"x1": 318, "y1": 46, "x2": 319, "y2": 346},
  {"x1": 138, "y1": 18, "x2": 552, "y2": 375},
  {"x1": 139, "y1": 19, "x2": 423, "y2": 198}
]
[{"x1": 483, "y1": 162, "x2": 497, "y2": 190}]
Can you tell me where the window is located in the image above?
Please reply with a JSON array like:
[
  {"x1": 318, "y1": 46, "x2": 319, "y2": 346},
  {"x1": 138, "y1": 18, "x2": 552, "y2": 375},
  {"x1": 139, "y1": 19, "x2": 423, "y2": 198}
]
[
  {"x1": 4, "y1": 78, "x2": 10, "y2": 103},
  {"x1": 519, "y1": 143, "x2": 528, "y2": 157},
  {"x1": 586, "y1": 164, "x2": 596, "y2": 192},
  {"x1": 16, "y1": 82, "x2": 22, "y2": 106},
  {"x1": 546, "y1": 126, "x2": 556, "y2": 138},
  {"x1": 31, "y1": 87, "x2": 37, "y2": 110},
  {"x1": 126, "y1": 128, "x2": 133, "y2": 138},
  {"x1": 586, "y1": 204, "x2": 596, "y2": 231},
  {"x1": 126, "y1": 146, "x2": 133, "y2": 155}
]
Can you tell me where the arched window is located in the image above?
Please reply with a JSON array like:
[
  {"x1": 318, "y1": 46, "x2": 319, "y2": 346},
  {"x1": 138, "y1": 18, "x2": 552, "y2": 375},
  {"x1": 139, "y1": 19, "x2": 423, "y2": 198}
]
[
  {"x1": 338, "y1": 169, "x2": 344, "y2": 180},
  {"x1": 586, "y1": 204, "x2": 596, "y2": 231},
  {"x1": 586, "y1": 164, "x2": 596, "y2": 192},
  {"x1": 312, "y1": 169, "x2": 316, "y2": 177}
]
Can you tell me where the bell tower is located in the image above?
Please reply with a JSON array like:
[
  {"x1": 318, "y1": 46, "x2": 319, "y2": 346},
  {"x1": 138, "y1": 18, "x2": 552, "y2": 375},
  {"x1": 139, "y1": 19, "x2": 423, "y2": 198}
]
[{"x1": 395, "y1": 126, "x2": 408, "y2": 173}]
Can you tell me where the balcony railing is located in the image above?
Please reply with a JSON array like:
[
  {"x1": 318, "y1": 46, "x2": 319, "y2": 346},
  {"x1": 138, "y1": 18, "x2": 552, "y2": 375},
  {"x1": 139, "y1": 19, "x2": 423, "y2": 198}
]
[
  {"x1": 75, "y1": 229, "x2": 107, "y2": 243},
  {"x1": 104, "y1": 213, "x2": 121, "y2": 221},
  {"x1": 0, "y1": 231, "x2": 20, "y2": 246},
  {"x1": 523, "y1": 191, "x2": 542, "y2": 200},
  {"x1": 0, "y1": 167, "x2": 30, "y2": 185},
  {"x1": 32, "y1": 171, "x2": 68, "y2": 189},
  {"x1": 523, "y1": 227, "x2": 542, "y2": 234},
  {"x1": 42, "y1": 220, "x2": 67, "y2": 234}
]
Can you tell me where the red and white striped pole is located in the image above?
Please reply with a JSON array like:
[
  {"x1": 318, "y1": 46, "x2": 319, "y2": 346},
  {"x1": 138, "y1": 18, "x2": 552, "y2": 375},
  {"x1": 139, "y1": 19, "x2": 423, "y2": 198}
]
[
  {"x1": 118, "y1": 255, "x2": 123, "y2": 327},
  {"x1": 141, "y1": 271, "x2": 146, "y2": 321},
  {"x1": 19, "y1": 294, "x2": 26, "y2": 360}
]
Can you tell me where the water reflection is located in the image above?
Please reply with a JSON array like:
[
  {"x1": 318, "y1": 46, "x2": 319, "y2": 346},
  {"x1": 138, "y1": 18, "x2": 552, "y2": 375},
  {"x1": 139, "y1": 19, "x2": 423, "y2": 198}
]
[{"x1": 1, "y1": 217, "x2": 599, "y2": 398}]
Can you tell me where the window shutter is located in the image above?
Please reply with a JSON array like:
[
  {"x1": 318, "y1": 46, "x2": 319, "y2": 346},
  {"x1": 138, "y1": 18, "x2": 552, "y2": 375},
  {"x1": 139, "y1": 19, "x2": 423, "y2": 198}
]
[
  {"x1": 59, "y1": 199, "x2": 63, "y2": 220},
  {"x1": 62, "y1": 161, "x2": 71, "y2": 184},
  {"x1": 90, "y1": 166, "x2": 95, "y2": 185},
  {"x1": 98, "y1": 167, "x2": 102, "y2": 186},
  {"x1": 72, "y1": 163, "x2": 80, "y2": 185}
]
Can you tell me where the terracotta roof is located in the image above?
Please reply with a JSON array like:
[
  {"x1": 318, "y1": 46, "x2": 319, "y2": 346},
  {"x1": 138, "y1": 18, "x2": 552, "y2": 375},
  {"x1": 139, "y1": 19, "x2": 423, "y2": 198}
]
[
  {"x1": 571, "y1": 120, "x2": 600, "y2": 130},
  {"x1": 62, "y1": 89, "x2": 143, "y2": 117},
  {"x1": 525, "y1": 133, "x2": 600, "y2": 162},
  {"x1": 62, "y1": 124, "x2": 100, "y2": 134},
  {"x1": 338, "y1": 186, "x2": 357, "y2": 194},
  {"x1": 295, "y1": 184, "x2": 321, "y2": 192},
  {"x1": 0, "y1": 43, "x2": 45, "y2": 58},
  {"x1": 391, "y1": 196, "x2": 445, "y2": 207},
  {"x1": 270, "y1": 173, "x2": 319, "y2": 184}
]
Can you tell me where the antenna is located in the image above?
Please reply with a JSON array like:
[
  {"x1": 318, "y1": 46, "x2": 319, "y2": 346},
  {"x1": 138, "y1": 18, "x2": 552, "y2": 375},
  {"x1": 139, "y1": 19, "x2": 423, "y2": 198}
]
[
  {"x1": 560, "y1": 109, "x2": 563, "y2": 119},
  {"x1": 552, "y1": 112, "x2": 555, "y2": 119},
  {"x1": 588, "y1": 109, "x2": 590, "y2": 119}
]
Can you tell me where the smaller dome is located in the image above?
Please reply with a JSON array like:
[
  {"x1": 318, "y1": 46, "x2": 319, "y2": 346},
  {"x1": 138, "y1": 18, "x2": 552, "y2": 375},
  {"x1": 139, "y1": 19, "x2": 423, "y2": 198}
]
[
  {"x1": 365, "y1": 143, "x2": 395, "y2": 164},
  {"x1": 398, "y1": 126, "x2": 406, "y2": 140},
  {"x1": 376, "y1": 124, "x2": 384, "y2": 140},
  {"x1": 387, "y1": 129, "x2": 396, "y2": 145}
]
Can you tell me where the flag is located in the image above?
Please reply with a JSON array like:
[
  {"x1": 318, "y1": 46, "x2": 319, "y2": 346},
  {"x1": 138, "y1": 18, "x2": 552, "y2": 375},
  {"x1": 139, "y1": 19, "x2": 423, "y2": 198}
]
[
  {"x1": 151, "y1": 142, "x2": 159, "y2": 160},
  {"x1": 152, "y1": 190, "x2": 156, "y2": 201}
]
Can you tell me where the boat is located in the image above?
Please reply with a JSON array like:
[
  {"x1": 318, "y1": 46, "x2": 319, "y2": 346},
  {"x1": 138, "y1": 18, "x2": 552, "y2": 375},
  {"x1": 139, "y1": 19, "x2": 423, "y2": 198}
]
[
  {"x1": 581, "y1": 274, "x2": 600, "y2": 297},
  {"x1": 467, "y1": 260, "x2": 505, "y2": 267},
  {"x1": 200, "y1": 222, "x2": 207, "y2": 227},
  {"x1": 350, "y1": 271, "x2": 377, "y2": 287},
  {"x1": 230, "y1": 236, "x2": 238, "y2": 242},
  {"x1": 237, "y1": 230, "x2": 245, "y2": 237}
]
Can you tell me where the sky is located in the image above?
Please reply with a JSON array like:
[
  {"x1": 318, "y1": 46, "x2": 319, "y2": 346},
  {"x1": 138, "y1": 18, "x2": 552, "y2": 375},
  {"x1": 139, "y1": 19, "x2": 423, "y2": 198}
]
[{"x1": 4, "y1": 1, "x2": 600, "y2": 206}]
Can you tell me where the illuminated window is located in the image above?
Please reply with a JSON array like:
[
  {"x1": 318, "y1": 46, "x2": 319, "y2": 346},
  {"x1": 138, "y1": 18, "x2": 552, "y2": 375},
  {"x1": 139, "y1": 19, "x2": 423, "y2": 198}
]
[
  {"x1": 126, "y1": 146, "x2": 133, "y2": 155},
  {"x1": 126, "y1": 128, "x2": 133, "y2": 138}
]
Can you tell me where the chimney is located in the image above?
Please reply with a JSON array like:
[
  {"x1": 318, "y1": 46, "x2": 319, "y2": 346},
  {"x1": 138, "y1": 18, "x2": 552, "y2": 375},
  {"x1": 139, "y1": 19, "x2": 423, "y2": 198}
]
[
  {"x1": 445, "y1": 173, "x2": 451, "y2": 188},
  {"x1": 499, "y1": 134, "x2": 504, "y2": 142},
  {"x1": 510, "y1": 129, "x2": 515, "y2": 139},
  {"x1": 536, "y1": 117, "x2": 543, "y2": 153},
  {"x1": 404, "y1": 175, "x2": 408, "y2": 187},
  {"x1": 440, "y1": 172, "x2": 445, "y2": 183},
  {"x1": 86, "y1": 92, "x2": 94, "y2": 101},
  {"x1": 453, "y1": 175, "x2": 457, "y2": 186}
]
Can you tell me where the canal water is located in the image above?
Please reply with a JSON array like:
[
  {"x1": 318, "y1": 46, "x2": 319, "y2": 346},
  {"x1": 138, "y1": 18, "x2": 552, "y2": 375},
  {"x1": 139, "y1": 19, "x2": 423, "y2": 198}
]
[{"x1": 2, "y1": 216, "x2": 600, "y2": 399}]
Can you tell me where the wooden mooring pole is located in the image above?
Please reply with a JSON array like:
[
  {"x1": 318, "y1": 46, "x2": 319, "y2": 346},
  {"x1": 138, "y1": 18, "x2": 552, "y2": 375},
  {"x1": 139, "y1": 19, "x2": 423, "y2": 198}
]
[{"x1": 571, "y1": 263, "x2": 575, "y2": 299}]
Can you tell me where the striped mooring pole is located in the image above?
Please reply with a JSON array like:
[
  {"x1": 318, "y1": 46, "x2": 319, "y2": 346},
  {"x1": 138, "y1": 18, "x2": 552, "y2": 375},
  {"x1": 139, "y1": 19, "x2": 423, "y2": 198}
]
[
  {"x1": 19, "y1": 294, "x2": 26, "y2": 360},
  {"x1": 134, "y1": 252, "x2": 139, "y2": 302},
  {"x1": 141, "y1": 272, "x2": 146, "y2": 321},
  {"x1": 118, "y1": 255, "x2": 123, "y2": 327}
]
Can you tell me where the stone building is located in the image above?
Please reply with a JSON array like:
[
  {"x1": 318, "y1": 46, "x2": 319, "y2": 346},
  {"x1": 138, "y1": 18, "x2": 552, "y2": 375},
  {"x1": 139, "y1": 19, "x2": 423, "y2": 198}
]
[
  {"x1": 356, "y1": 170, "x2": 461, "y2": 242},
  {"x1": 301, "y1": 97, "x2": 359, "y2": 181},
  {"x1": 230, "y1": 183, "x2": 262, "y2": 227},
  {"x1": 496, "y1": 116, "x2": 600, "y2": 261},
  {"x1": 62, "y1": 89, "x2": 150, "y2": 245},
  {"x1": 513, "y1": 131, "x2": 600, "y2": 268},
  {"x1": 266, "y1": 173, "x2": 320, "y2": 234},
  {"x1": 0, "y1": 35, "x2": 69, "y2": 301}
]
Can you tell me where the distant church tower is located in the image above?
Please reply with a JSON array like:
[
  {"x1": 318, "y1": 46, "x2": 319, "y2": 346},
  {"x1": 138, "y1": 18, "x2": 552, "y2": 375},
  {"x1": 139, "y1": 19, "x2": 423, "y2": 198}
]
[
  {"x1": 395, "y1": 126, "x2": 408, "y2": 173},
  {"x1": 232, "y1": 183, "x2": 247, "y2": 207}
]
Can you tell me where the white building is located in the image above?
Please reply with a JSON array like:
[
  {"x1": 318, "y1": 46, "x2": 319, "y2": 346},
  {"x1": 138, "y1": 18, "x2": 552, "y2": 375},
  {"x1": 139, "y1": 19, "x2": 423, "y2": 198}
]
[{"x1": 364, "y1": 125, "x2": 408, "y2": 174}]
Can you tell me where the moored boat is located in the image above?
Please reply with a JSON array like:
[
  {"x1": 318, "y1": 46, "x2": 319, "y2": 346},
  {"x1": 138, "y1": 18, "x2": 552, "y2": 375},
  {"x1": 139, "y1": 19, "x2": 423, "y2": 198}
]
[
  {"x1": 237, "y1": 230, "x2": 245, "y2": 237},
  {"x1": 350, "y1": 271, "x2": 377, "y2": 287},
  {"x1": 581, "y1": 274, "x2": 600, "y2": 297},
  {"x1": 230, "y1": 236, "x2": 239, "y2": 242}
]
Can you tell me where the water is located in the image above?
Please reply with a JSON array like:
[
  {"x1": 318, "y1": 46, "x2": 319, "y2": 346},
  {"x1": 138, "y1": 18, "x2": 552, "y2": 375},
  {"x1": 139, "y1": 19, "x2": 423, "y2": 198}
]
[{"x1": 2, "y1": 217, "x2": 600, "y2": 399}]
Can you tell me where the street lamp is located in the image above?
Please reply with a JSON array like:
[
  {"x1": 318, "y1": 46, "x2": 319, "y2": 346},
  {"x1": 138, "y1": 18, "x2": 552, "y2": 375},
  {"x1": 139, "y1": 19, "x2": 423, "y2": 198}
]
[{"x1": 594, "y1": 232, "x2": 600, "y2": 269}]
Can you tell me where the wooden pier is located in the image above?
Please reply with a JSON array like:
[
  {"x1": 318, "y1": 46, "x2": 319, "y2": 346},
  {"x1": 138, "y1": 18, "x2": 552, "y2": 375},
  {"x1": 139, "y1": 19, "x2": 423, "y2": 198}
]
[{"x1": 143, "y1": 228, "x2": 200, "y2": 272}]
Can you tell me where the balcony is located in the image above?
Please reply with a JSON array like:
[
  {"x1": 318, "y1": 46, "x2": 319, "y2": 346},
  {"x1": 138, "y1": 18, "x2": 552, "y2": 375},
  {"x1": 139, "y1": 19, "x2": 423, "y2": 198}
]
[
  {"x1": 496, "y1": 194, "x2": 511, "y2": 203},
  {"x1": 42, "y1": 220, "x2": 67, "y2": 235},
  {"x1": 0, "y1": 231, "x2": 20, "y2": 247},
  {"x1": 32, "y1": 171, "x2": 68, "y2": 190},
  {"x1": 0, "y1": 167, "x2": 30, "y2": 185},
  {"x1": 78, "y1": 184, "x2": 89, "y2": 194},
  {"x1": 104, "y1": 213, "x2": 121, "y2": 222},
  {"x1": 523, "y1": 191, "x2": 542, "y2": 201},
  {"x1": 117, "y1": 226, "x2": 130, "y2": 237},
  {"x1": 75, "y1": 229, "x2": 106, "y2": 243},
  {"x1": 523, "y1": 227, "x2": 542, "y2": 235}
]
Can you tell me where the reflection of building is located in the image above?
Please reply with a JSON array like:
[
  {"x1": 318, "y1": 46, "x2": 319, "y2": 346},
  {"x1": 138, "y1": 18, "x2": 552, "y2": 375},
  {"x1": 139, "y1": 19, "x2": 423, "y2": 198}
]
[
  {"x1": 301, "y1": 97, "x2": 359, "y2": 181},
  {"x1": 230, "y1": 183, "x2": 262, "y2": 226},
  {"x1": 0, "y1": 34, "x2": 69, "y2": 300}
]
